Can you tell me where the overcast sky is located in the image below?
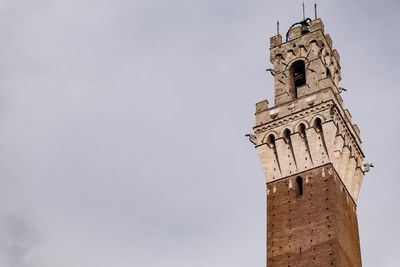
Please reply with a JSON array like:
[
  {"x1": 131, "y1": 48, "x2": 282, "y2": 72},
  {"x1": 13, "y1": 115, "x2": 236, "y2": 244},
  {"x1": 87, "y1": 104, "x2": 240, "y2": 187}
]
[{"x1": 0, "y1": 0, "x2": 398, "y2": 266}]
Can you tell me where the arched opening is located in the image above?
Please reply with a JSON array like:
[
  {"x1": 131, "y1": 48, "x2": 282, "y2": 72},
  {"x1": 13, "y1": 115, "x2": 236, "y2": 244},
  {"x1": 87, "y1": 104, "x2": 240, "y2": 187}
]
[
  {"x1": 298, "y1": 123, "x2": 306, "y2": 138},
  {"x1": 296, "y1": 176, "x2": 304, "y2": 196},
  {"x1": 283, "y1": 129, "x2": 291, "y2": 143},
  {"x1": 292, "y1": 60, "x2": 306, "y2": 90},
  {"x1": 267, "y1": 134, "x2": 276, "y2": 148},
  {"x1": 314, "y1": 117, "x2": 323, "y2": 132}
]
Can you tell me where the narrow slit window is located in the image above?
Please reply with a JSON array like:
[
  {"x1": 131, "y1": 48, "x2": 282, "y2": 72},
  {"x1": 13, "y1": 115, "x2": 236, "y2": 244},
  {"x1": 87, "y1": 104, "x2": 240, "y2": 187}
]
[{"x1": 296, "y1": 176, "x2": 304, "y2": 196}]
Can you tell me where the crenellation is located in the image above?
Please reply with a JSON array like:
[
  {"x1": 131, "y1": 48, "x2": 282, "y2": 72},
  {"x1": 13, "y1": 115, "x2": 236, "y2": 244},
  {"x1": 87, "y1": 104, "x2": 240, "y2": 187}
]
[
  {"x1": 309, "y1": 18, "x2": 324, "y2": 33},
  {"x1": 270, "y1": 34, "x2": 282, "y2": 49},
  {"x1": 288, "y1": 25, "x2": 303, "y2": 41},
  {"x1": 255, "y1": 100, "x2": 270, "y2": 125},
  {"x1": 256, "y1": 99, "x2": 269, "y2": 112}
]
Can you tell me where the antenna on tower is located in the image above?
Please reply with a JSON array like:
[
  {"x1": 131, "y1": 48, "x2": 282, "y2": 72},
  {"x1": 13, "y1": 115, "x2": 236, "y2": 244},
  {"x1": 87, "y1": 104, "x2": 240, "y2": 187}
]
[
  {"x1": 277, "y1": 21, "x2": 280, "y2": 34},
  {"x1": 302, "y1": 1, "x2": 306, "y2": 20},
  {"x1": 314, "y1": 3, "x2": 318, "y2": 19}
]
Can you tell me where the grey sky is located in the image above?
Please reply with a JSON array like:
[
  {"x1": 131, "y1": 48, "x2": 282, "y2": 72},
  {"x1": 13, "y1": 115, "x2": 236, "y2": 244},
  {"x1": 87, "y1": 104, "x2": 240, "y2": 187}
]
[{"x1": 0, "y1": 0, "x2": 398, "y2": 266}]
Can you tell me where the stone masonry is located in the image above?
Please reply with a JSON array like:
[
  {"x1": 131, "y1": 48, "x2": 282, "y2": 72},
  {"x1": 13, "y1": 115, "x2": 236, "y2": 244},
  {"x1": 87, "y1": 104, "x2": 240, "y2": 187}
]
[{"x1": 249, "y1": 18, "x2": 369, "y2": 267}]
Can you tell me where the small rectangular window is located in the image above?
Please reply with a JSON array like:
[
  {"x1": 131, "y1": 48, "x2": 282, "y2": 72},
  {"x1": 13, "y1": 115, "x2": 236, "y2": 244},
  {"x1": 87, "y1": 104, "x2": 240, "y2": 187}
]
[{"x1": 296, "y1": 176, "x2": 303, "y2": 196}]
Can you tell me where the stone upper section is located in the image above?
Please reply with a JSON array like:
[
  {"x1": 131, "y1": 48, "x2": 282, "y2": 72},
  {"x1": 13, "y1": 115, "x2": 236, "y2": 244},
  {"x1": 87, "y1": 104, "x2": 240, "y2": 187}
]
[
  {"x1": 252, "y1": 18, "x2": 367, "y2": 203},
  {"x1": 268, "y1": 19, "x2": 342, "y2": 106}
]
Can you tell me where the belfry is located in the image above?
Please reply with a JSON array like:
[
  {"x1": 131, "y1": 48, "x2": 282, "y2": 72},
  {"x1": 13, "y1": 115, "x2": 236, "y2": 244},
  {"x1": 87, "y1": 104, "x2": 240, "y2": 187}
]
[{"x1": 248, "y1": 17, "x2": 371, "y2": 266}]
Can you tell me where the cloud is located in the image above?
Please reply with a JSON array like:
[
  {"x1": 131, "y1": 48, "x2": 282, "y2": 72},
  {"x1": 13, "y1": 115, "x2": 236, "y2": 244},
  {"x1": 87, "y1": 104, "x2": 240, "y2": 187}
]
[
  {"x1": 0, "y1": 0, "x2": 397, "y2": 266},
  {"x1": 0, "y1": 210, "x2": 38, "y2": 267}
]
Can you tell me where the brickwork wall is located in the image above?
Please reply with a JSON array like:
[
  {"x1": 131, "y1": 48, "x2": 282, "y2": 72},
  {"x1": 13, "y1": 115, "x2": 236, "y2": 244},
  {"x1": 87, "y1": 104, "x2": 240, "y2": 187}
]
[{"x1": 266, "y1": 164, "x2": 362, "y2": 267}]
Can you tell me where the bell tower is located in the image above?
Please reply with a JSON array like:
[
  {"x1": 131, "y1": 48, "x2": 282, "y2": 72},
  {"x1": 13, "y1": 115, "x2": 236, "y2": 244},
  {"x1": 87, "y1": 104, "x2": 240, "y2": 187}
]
[{"x1": 249, "y1": 18, "x2": 371, "y2": 267}]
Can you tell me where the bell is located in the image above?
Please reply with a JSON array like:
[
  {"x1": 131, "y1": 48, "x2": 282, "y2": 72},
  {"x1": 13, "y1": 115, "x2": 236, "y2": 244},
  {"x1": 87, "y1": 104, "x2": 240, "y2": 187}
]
[{"x1": 301, "y1": 23, "x2": 310, "y2": 34}]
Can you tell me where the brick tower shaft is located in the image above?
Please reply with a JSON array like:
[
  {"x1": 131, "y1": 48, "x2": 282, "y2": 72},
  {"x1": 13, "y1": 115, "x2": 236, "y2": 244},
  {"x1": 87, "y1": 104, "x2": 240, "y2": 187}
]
[{"x1": 267, "y1": 165, "x2": 361, "y2": 266}]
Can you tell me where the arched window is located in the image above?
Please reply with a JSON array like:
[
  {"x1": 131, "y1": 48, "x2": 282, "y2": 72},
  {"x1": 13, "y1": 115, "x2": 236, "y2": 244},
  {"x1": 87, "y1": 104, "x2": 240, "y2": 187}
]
[
  {"x1": 296, "y1": 176, "x2": 304, "y2": 196},
  {"x1": 298, "y1": 123, "x2": 306, "y2": 138},
  {"x1": 267, "y1": 134, "x2": 276, "y2": 148},
  {"x1": 314, "y1": 118, "x2": 323, "y2": 132},
  {"x1": 292, "y1": 60, "x2": 306, "y2": 89},
  {"x1": 283, "y1": 129, "x2": 291, "y2": 143}
]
